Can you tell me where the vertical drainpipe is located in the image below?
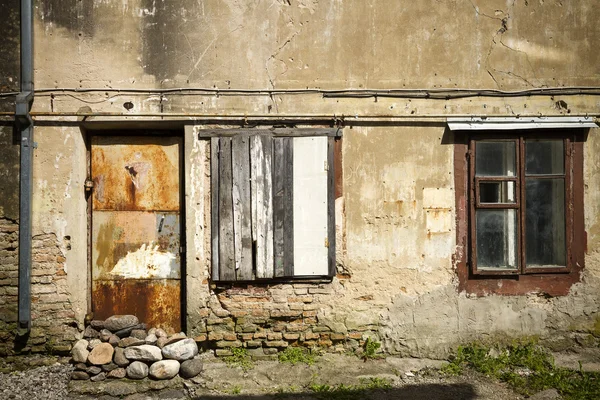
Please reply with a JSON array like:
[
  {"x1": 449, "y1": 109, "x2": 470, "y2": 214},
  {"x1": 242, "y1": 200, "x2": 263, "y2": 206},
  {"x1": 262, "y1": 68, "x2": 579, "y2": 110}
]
[{"x1": 15, "y1": 0, "x2": 34, "y2": 334}]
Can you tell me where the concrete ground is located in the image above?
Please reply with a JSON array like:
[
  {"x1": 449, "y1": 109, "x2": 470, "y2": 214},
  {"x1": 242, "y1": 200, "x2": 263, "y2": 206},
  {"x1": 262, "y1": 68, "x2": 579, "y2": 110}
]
[{"x1": 68, "y1": 353, "x2": 526, "y2": 399}]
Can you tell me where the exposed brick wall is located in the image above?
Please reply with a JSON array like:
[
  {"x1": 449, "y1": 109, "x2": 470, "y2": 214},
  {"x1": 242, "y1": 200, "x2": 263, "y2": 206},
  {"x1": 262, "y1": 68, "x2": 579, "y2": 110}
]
[
  {"x1": 0, "y1": 220, "x2": 78, "y2": 356},
  {"x1": 193, "y1": 282, "x2": 377, "y2": 356}
]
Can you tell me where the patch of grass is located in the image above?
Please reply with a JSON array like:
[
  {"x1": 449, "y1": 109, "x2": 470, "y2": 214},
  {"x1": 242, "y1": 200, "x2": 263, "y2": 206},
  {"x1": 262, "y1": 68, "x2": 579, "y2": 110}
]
[
  {"x1": 362, "y1": 338, "x2": 384, "y2": 360},
  {"x1": 224, "y1": 347, "x2": 254, "y2": 372},
  {"x1": 278, "y1": 346, "x2": 317, "y2": 365},
  {"x1": 443, "y1": 341, "x2": 600, "y2": 400}
]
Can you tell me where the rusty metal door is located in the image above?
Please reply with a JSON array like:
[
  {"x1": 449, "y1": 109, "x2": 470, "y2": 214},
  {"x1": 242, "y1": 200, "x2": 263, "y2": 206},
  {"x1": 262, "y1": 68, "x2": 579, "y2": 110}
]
[{"x1": 91, "y1": 136, "x2": 182, "y2": 334}]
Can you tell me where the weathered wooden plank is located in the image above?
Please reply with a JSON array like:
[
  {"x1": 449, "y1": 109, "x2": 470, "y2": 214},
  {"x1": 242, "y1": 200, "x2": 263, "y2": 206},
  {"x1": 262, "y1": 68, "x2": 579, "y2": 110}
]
[
  {"x1": 328, "y1": 137, "x2": 337, "y2": 277},
  {"x1": 273, "y1": 138, "x2": 294, "y2": 277},
  {"x1": 218, "y1": 138, "x2": 236, "y2": 281},
  {"x1": 197, "y1": 128, "x2": 341, "y2": 138},
  {"x1": 232, "y1": 135, "x2": 253, "y2": 281},
  {"x1": 210, "y1": 138, "x2": 220, "y2": 282},
  {"x1": 251, "y1": 135, "x2": 274, "y2": 279},
  {"x1": 293, "y1": 137, "x2": 329, "y2": 276}
]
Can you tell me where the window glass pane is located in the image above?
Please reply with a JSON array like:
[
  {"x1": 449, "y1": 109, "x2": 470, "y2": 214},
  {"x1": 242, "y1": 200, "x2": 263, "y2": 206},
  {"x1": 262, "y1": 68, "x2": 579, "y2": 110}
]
[
  {"x1": 479, "y1": 181, "x2": 516, "y2": 204},
  {"x1": 476, "y1": 209, "x2": 518, "y2": 270},
  {"x1": 525, "y1": 178, "x2": 566, "y2": 267},
  {"x1": 475, "y1": 141, "x2": 516, "y2": 177},
  {"x1": 525, "y1": 140, "x2": 564, "y2": 175}
]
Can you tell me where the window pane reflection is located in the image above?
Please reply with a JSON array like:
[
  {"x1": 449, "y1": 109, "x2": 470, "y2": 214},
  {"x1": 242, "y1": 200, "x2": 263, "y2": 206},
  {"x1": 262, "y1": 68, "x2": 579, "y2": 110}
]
[
  {"x1": 479, "y1": 181, "x2": 516, "y2": 204},
  {"x1": 476, "y1": 209, "x2": 518, "y2": 270},
  {"x1": 476, "y1": 141, "x2": 516, "y2": 177},
  {"x1": 525, "y1": 140, "x2": 564, "y2": 175}
]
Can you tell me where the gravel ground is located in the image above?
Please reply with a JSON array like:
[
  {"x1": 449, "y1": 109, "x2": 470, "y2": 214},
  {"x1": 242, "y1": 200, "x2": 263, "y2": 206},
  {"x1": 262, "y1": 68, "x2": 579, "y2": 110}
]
[{"x1": 0, "y1": 363, "x2": 73, "y2": 400}]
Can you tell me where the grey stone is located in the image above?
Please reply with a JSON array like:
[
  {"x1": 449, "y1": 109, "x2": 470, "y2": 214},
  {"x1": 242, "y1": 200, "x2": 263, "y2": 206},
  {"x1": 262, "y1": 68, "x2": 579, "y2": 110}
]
[
  {"x1": 114, "y1": 323, "x2": 146, "y2": 338},
  {"x1": 71, "y1": 339, "x2": 90, "y2": 363},
  {"x1": 162, "y1": 338, "x2": 198, "y2": 361},
  {"x1": 149, "y1": 360, "x2": 180, "y2": 380},
  {"x1": 109, "y1": 334, "x2": 120, "y2": 347},
  {"x1": 87, "y1": 338, "x2": 102, "y2": 350},
  {"x1": 102, "y1": 362, "x2": 119, "y2": 372},
  {"x1": 74, "y1": 362, "x2": 87, "y2": 371},
  {"x1": 86, "y1": 365, "x2": 102, "y2": 375},
  {"x1": 131, "y1": 329, "x2": 147, "y2": 340},
  {"x1": 145, "y1": 333, "x2": 158, "y2": 345},
  {"x1": 107, "y1": 367, "x2": 127, "y2": 379},
  {"x1": 104, "y1": 315, "x2": 139, "y2": 332},
  {"x1": 90, "y1": 320, "x2": 105, "y2": 330},
  {"x1": 164, "y1": 332, "x2": 187, "y2": 346},
  {"x1": 155, "y1": 328, "x2": 167, "y2": 338},
  {"x1": 179, "y1": 359, "x2": 203, "y2": 379},
  {"x1": 124, "y1": 344, "x2": 163, "y2": 362},
  {"x1": 99, "y1": 329, "x2": 112, "y2": 342},
  {"x1": 71, "y1": 371, "x2": 90, "y2": 380},
  {"x1": 88, "y1": 343, "x2": 115, "y2": 365},
  {"x1": 114, "y1": 347, "x2": 130, "y2": 367},
  {"x1": 119, "y1": 337, "x2": 145, "y2": 348},
  {"x1": 156, "y1": 337, "x2": 169, "y2": 348},
  {"x1": 83, "y1": 325, "x2": 100, "y2": 339},
  {"x1": 148, "y1": 327, "x2": 157, "y2": 336},
  {"x1": 126, "y1": 361, "x2": 149, "y2": 379},
  {"x1": 90, "y1": 372, "x2": 107, "y2": 382},
  {"x1": 529, "y1": 389, "x2": 562, "y2": 400}
]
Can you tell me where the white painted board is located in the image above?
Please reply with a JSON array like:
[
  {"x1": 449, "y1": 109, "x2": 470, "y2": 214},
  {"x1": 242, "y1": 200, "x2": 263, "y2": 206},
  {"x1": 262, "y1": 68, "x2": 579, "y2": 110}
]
[{"x1": 293, "y1": 137, "x2": 329, "y2": 276}]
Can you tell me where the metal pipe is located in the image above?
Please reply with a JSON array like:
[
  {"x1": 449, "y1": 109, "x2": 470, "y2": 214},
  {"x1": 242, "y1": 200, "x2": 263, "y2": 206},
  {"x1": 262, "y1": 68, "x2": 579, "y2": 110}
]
[{"x1": 15, "y1": 0, "x2": 34, "y2": 334}]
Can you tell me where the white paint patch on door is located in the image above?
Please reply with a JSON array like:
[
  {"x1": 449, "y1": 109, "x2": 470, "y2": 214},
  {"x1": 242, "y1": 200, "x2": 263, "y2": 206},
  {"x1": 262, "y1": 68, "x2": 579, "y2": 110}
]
[
  {"x1": 110, "y1": 242, "x2": 176, "y2": 279},
  {"x1": 293, "y1": 137, "x2": 328, "y2": 276}
]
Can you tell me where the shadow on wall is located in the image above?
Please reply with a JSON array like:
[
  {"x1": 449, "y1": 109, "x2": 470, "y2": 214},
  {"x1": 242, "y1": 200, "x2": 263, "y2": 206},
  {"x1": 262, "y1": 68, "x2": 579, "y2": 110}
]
[
  {"x1": 188, "y1": 384, "x2": 477, "y2": 400},
  {"x1": 0, "y1": 2, "x2": 19, "y2": 95}
]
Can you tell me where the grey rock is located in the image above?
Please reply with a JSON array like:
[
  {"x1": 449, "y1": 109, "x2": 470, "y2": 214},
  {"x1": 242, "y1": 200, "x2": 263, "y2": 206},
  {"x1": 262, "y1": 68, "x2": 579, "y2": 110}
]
[
  {"x1": 529, "y1": 389, "x2": 562, "y2": 400},
  {"x1": 107, "y1": 367, "x2": 127, "y2": 379},
  {"x1": 104, "y1": 315, "x2": 139, "y2": 332},
  {"x1": 126, "y1": 361, "x2": 149, "y2": 379},
  {"x1": 88, "y1": 343, "x2": 115, "y2": 365},
  {"x1": 131, "y1": 329, "x2": 147, "y2": 340},
  {"x1": 179, "y1": 359, "x2": 203, "y2": 379},
  {"x1": 104, "y1": 381, "x2": 139, "y2": 397},
  {"x1": 109, "y1": 334, "x2": 120, "y2": 347},
  {"x1": 162, "y1": 338, "x2": 198, "y2": 361},
  {"x1": 74, "y1": 362, "x2": 87, "y2": 371},
  {"x1": 124, "y1": 345, "x2": 163, "y2": 362},
  {"x1": 156, "y1": 337, "x2": 169, "y2": 348},
  {"x1": 71, "y1": 339, "x2": 90, "y2": 363},
  {"x1": 87, "y1": 338, "x2": 102, "y2": 350},
  {"x1": 114, "y1": 347, "x2": 130, "y2": 367},
  {"x1": 71, "y1": 371, "x2": 90, "y2": 380},
  {"x1": 83, "y1": 325, "x2": 99, "y2": 339},
  {"x1": 149, "y1": 360, "x2": 180, "y2": 380},
  {"x1": 119, "y1": 337, "x2": 145, "y2": 348},
  {"x1": 99, "y1": 329, "x2": 112, "y2": 342},
  {"x1": 164, "y1": 332, "x2": 187, "y2": 346},
  {"x1": 148, "y1": 327, "x2": 157, "y2": 336},
  {"x1": 86, "y1": 365, "x2": 102, "y2": 375},
  {"x1": 102, "y1": 362, "x2": 119, "y2": 372},
  {"x1": 90, "y1": 319, "x2": 105, "y2": 330},
  {"x1": 115, "y1": 323, "x2": 147, "y2": 338},
  {"x1": 145, "y1": 333, "x2": 158, "y2": 345},
  {"x1": 155, "y1": 328, "x2": 168, "y2": 338},
  {"x1": 90, "y1": 372, "x2": 106, "y2": 382}
]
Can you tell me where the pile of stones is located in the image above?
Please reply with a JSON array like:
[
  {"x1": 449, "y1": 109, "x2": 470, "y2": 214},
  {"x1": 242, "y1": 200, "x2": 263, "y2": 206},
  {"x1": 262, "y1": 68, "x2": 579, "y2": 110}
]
[{"x1": 70, "y1": 315, "x2": 203, "y2": 382}]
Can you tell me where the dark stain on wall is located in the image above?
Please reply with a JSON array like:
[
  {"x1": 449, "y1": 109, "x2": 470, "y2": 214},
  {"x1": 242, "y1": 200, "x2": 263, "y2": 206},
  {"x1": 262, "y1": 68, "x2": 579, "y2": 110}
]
[
  {"x1": 140, "y1": 0, "x2": 199, "y2": 82},
  {"x1": 0, "y1": 126, "x2": 20, "y2": 221},
  {"x1": 40, "y1": 0, "x2": 95, "y2": 37},
  {"x1": 0, "y1": 1, "x2": 20, "y2": 94}
]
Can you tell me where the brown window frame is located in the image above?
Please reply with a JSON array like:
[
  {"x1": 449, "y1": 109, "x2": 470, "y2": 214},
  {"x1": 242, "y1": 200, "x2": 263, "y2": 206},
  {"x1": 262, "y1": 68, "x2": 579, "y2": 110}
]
[{"x1": 454, "y1": 129, "x2": 586, "y2": 296}]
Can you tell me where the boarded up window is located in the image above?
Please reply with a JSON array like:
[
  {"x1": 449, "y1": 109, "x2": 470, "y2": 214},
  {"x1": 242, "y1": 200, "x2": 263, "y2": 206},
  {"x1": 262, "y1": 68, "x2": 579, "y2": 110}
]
[{"x1": 205, "y1": 129, "x2": 339, "y2": 281}]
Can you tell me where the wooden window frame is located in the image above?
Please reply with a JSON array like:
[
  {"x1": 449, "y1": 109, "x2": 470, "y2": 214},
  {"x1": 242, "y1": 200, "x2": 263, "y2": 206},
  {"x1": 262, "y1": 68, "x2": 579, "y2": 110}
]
[
  {"x1": 202, "y1": 128, "x2": 341, "y2": 282},
  {"x1": 455, "y1": 129, "x2": 586, "y2": 296}
]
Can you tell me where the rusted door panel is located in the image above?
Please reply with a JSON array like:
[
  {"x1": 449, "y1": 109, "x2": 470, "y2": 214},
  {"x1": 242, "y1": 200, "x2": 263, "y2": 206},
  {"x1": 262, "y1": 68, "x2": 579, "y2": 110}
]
[
  {"x1": 91, "y1": 135, "x2": 182, "y2": 334},
  {"x1": 92, "y1": 211, "x2": 180, "y2": 280},
  {"x1": 92, "y1": 280, "x2": 181, "y2": 334},
  {"x1": 91, "y1": 136, "x2": 180, "y2": 211}
]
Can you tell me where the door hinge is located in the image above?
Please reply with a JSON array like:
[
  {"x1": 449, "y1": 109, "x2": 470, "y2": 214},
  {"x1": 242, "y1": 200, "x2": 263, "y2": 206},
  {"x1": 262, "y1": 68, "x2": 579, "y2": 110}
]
[
  {"x1": 324, "y1": 237, "x2": 329, "y2": 248},
  {"x1": 324, "y1": 161, "x2": 329, "y2": 171},
  {"x1": 84, "y1": 179, "x2": 94, "y2": 192}
]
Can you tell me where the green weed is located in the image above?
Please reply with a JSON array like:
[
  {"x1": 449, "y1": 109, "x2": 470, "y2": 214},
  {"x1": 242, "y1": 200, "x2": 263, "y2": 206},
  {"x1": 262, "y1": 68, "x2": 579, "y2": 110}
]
[
  {"x1": 278, "y1": 346, "x2": 317, "y2": 365},
  {"x1": 362, "y1": 337, "x2": 384, "y2": 360},
  {"x1": 224, "y1": 347, "x2": 254, "y2": 372},
  {"x1": 309, "y1": 377, "x2": 392, "y2": 400},
  {"x1": 443, "y1": 341, "x2": 600, "y2": 400}
]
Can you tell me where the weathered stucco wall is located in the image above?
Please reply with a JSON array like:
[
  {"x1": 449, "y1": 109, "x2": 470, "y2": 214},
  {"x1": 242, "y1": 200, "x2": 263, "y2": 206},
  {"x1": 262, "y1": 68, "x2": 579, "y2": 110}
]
[{"x1": 1, "y1": 0, "x2": 600, "y2": 357}]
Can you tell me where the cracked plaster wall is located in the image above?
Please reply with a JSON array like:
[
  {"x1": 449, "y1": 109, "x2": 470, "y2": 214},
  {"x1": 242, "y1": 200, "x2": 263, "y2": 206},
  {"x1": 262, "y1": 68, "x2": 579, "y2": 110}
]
[{"x1": 1, "y1": 0, "x2": 600, "y2": 356}]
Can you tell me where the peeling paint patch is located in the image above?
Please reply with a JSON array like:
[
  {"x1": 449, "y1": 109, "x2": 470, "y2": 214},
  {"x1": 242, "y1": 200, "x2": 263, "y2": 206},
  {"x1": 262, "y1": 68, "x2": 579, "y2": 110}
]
[{"x1": 110, "y1": 242, "x2": 176, "y2": 279}]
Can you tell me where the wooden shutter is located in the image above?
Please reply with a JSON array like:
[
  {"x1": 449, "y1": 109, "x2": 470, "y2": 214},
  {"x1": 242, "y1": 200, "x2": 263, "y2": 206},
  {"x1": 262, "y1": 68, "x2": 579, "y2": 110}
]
[{"x1": 209, "y1": 131, "x2": 337, "y2": 281}]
